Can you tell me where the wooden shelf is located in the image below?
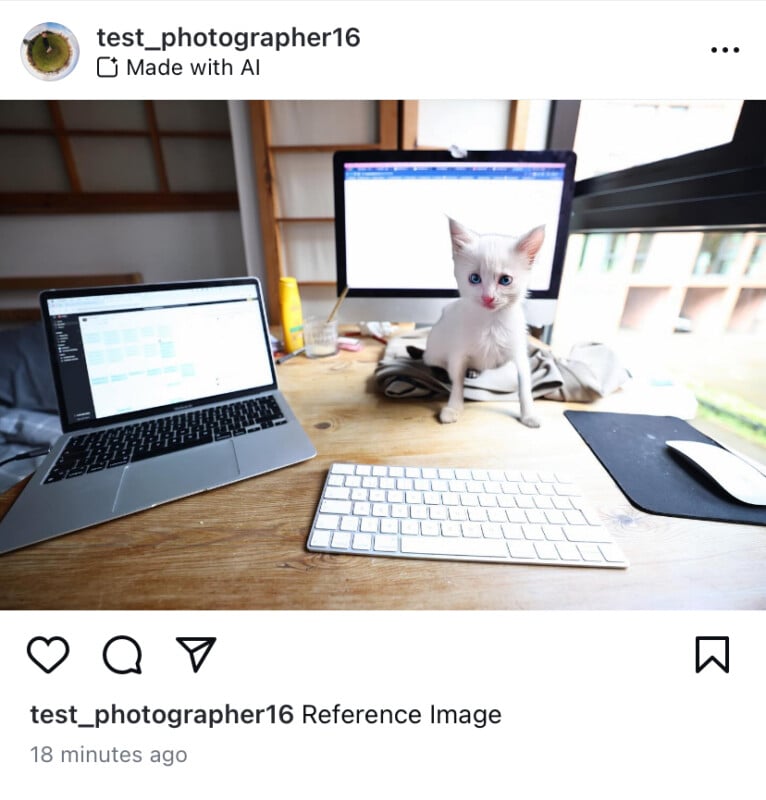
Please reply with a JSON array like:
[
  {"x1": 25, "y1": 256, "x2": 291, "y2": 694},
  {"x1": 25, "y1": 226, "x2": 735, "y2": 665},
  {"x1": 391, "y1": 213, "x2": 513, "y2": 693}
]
[
  {"x1": 0, "y1": 192, "x2": 238, "y2": 215},
  {"x1": 0, "y1": 101, "x2": 237, "y2": 215}
]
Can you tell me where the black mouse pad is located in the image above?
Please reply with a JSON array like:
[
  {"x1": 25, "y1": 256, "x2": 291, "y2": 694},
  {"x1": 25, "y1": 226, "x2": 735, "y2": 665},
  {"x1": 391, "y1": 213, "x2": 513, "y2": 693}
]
[{"x1": 564, "y1": 410, "x2": 766, "y2": 525}]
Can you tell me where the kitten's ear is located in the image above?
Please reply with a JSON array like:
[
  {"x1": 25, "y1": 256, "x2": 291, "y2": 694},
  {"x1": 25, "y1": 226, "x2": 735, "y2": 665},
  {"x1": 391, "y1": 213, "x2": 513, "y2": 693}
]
[
  {"x1": 515, "y1": 225, "x2": 546, "y2": 267},
  {"x1": 448, "y1": 217, "x2": 476, "y2": 252}
]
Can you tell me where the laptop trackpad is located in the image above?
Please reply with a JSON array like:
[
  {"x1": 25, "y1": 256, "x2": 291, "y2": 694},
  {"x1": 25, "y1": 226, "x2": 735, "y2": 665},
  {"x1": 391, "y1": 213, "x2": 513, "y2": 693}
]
[{"x1": 113, "y1": 441, "x2": 240, "y2": 515}]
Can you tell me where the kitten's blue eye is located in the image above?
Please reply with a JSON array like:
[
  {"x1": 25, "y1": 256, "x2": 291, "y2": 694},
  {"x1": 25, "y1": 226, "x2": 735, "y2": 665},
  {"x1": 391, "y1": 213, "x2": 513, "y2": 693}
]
[
  {"x1": 498, "y1": 275, "x2": 513, "y2": 286},
  {"x1": 468, "y1": 273, "x2": 481, "y2": 284}
]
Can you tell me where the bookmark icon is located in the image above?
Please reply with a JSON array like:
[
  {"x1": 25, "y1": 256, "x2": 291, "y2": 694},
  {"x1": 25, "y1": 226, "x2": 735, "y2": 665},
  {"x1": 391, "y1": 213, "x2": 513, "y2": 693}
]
[
  {"x1": 695, "y1": 636, "x2": 730, "y2": 674},
  {"x1": 176, "y1": 637, "x2": 216, "y2": 673}
]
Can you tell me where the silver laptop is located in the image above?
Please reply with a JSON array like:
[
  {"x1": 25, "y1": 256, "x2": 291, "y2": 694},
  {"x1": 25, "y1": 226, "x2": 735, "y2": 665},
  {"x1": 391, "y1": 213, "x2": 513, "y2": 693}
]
[{"x1": 0, "y1": 277, "x2": 316, "y2": 555}]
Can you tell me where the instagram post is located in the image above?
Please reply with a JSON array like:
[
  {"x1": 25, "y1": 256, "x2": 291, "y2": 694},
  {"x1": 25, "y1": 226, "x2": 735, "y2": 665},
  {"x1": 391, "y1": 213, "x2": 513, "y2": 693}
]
[{"x1": 1, "y1": 1, "x2": 765, "y2": 797}]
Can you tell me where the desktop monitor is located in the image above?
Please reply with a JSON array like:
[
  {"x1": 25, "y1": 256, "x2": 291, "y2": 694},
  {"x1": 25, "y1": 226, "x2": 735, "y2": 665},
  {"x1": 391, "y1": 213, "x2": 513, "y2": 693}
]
[{"x1": 332, "y1": 149, "x2": 577, "y2": 329}]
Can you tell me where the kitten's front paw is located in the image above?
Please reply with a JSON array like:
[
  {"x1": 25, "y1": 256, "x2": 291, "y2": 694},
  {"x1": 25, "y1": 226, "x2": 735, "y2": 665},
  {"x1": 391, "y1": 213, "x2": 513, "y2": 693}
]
[
  {"x1": 439, "y1": 406, "x2": 460, "y2": 424},
  {"x1": 520, "y1": 414, "x2": 541, "y2": 428}
]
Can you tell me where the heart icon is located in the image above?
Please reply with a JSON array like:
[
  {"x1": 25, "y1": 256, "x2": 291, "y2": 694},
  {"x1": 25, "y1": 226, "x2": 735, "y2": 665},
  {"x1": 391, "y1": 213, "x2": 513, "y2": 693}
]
[{"x1": 27, "y1": 636, "x2": 70, "y2": 674}]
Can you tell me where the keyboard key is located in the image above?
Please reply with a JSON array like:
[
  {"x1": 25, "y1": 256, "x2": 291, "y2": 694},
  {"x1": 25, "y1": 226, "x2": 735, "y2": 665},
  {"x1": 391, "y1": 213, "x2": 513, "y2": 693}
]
[
  {"x1": 556, "y1": 542, "x2": 582, "y2": 561},
  {"x1": 332, "y1": 464, "x2": 355, "y2": 475},
  {"x1": 352, "y1": 533, "x2": 372, "y2": 550},
  {"x1": 311, "y1": 530, "x2": 331, "y2": 548},
  {"x1": 600, "y1": 543, "x2": 626, "y2": 563},
  {"x1": 578, "y1": 543, "x2": 605, "y2": 562},
  {"x1": 320, "y1": 500, "x2": 352, "y2": 515},
  {"x1": 508, "y1": 541, "x2": 537, "y2": 559},
  {"x1": 522, "y1": 524, "x2": 544, "y2": 540},
  {"x1": 360, "y1": 517, "x2": 378, "y2": 533},
  {"x1": 564, "y1": 525, "x2": 612, "y2": 543},
  {"x1": 502, "y1": 523, "x2": 525, "y2": 540},
  {"x1": 482, "y1": 523, "x2": 503, "y2": 539},
  {"x1": 374, "y1": 534, "x2": 398, "y2": 552},
  {"x1": 400, "y1": 537, "x2": 509, "y2": 559},
  {"x1": 331, "y1": 531, "x2": 352, "y2": 549},
  {"x1": 534, "y1": 541, "x2": 559, "y2": 560},
  {"x1": 380, "y1": 519, "x2": 398, "y2": 534},
  {"x1": 325, "y1": 487, "x2": 351, "y2": 500},
  {"x1": 543, "y1": 525, "x2": 565, "y2": 541}
]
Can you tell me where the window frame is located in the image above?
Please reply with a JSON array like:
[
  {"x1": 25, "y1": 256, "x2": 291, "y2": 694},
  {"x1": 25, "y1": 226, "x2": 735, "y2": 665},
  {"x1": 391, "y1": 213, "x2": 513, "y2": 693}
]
[{"x1": 570, "y1": 100, "x2": 766, "y2": 232}]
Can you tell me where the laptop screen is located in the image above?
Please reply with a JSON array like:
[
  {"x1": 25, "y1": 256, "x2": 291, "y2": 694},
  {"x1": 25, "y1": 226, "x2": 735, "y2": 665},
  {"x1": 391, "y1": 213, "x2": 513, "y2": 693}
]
[{"x1": 41, "y1": 279, "x2": 277, "y2": 431}]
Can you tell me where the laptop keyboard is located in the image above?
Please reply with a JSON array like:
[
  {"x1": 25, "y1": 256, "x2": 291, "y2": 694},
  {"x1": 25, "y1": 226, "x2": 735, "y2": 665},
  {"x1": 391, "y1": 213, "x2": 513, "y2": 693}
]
[
  {"x1": 44, "y1": 396, "x2": 286, "y2": 484},
  {"x1": 307, "y1": 463, "x2": 629, "y2": 568}
]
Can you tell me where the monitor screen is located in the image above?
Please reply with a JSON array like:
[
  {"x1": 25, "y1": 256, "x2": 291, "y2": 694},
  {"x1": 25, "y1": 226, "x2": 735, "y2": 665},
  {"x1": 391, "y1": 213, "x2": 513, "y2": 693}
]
[{"x1": 333, "y1": 150, "x2": 576, "y2": 327}]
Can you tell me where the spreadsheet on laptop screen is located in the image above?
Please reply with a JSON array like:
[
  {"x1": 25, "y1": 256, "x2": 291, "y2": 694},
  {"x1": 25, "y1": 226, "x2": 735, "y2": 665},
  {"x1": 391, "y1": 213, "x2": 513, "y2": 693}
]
[{"x1": 45, "y1": 283, "x2": 274, "y2": 426}]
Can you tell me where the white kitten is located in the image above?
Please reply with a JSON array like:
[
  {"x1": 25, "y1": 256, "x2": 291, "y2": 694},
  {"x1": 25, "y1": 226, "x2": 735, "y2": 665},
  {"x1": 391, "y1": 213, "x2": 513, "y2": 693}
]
[{"x1": 424, "y1": 217, "x2": 545, "y2": 426}]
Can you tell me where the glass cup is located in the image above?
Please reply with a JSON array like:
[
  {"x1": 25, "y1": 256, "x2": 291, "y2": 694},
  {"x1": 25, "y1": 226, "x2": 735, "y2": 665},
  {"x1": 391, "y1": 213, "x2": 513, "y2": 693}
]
[{"x1": 303, "y1": 317, "x2": 339, "y2": 358}]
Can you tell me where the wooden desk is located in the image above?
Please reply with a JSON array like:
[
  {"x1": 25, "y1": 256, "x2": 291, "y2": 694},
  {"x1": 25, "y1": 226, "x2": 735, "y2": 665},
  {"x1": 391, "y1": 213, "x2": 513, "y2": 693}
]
[{"x1": 1, "y1": 342, "x2": 764, "y2": 610}]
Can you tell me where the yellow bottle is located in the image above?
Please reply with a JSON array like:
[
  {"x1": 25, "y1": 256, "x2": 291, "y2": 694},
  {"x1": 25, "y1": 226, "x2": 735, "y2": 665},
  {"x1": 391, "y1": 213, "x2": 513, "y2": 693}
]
[{"x1": 278, "y1": 276, "x2": 304, "y2": 353}]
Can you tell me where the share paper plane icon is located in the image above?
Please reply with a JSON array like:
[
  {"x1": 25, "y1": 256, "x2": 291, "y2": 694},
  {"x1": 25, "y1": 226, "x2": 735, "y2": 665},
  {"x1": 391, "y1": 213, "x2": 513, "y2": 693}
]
[{"x1": 176, "y1": 637, "x2": 216, "y2": 673}]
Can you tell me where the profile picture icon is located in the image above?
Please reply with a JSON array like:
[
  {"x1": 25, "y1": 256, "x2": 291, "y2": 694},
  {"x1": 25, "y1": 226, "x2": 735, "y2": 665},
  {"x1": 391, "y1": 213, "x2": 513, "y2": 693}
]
[{"x1": 22, "y1": 22, "x2": 79, "y2": 81}]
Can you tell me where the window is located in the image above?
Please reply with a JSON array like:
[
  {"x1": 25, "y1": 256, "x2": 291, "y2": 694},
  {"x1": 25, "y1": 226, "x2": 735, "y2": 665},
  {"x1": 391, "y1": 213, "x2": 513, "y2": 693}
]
[
  {"x1": 556, "y1": 101, "x2": 766, "y2": 454},
  {"x1": 571, "y1": 101, "x2": 766, "y2": 231},
  {"x1": 577, "y1": 233, "x2": 628, "y2": 273},
  {"x1": 631, "y1": 233, "x2": 654, "y2": 275},
  {"x1": 693, "y1": 232, "x2": 744, "y2": 276},
  {"x1": 573, "y1": 101, "x2": 743, "y2": 180}
]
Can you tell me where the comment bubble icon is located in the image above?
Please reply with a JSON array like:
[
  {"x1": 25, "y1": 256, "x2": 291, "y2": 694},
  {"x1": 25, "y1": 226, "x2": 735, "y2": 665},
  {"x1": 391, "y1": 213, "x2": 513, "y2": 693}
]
[{"x1": 103, "y1": 635, "x2": 143, "y2": 675}]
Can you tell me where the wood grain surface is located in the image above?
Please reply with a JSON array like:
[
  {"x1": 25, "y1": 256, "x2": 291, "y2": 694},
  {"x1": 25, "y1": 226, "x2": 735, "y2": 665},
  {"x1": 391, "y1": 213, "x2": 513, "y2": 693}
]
[{"x1": 1, "y1": 342, "x2": 764, "y2": 610}]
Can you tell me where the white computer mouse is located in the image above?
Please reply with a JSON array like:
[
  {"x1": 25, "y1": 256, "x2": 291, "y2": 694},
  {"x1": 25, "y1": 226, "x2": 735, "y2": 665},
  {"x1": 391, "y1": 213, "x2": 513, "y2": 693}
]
[{"x1": 666, "y1": 440, "x2": 766, "y2": 506}]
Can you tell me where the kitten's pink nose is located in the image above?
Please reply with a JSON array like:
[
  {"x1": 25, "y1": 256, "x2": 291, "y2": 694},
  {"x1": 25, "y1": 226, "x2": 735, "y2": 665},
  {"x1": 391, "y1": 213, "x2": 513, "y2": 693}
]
[{"x1": 481, "y1": 295, "x2": 495, "y2": 308}]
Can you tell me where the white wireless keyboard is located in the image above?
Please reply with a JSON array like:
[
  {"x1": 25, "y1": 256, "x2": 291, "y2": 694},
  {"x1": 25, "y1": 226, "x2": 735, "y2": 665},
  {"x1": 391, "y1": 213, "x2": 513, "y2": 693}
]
[{"x1": 307, "y1": 463, "x2": 629, "y2": 568}]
